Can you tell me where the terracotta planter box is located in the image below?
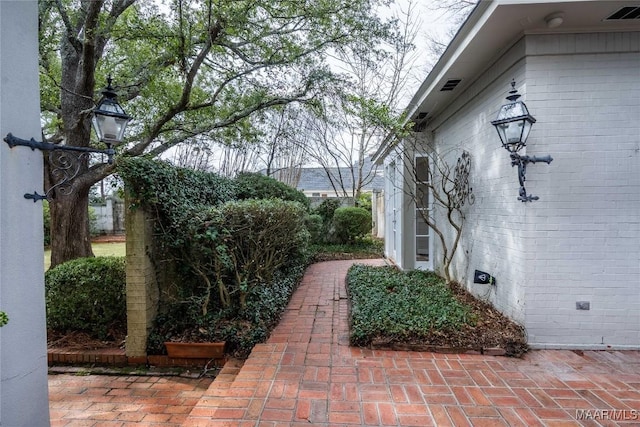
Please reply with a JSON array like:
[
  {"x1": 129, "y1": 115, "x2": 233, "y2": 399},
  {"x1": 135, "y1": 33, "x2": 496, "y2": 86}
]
[{"x1": 164, "y1": 342, "x2": 225, "y2": 359}]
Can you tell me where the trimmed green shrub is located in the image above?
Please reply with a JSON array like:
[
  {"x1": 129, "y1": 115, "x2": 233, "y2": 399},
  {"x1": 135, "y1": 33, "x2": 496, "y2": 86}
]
[
  {"x1": 332, "y1": 207, "x2": 371, "y2": 244},
  {"x1": 192, "y1": 199, "x2": 310, "y2": 311},
  {"x1": 235, "y1": 172, "x2": 309, "y2": 209},
  {"x1": 45, "y1": 256, "x2": 126, "y2": 340},
  {"x1": 346, "y1": 265, "x2": 474, "y2": 347},
  {"x1": 0, "y1": 311, "x2": 8, "y2": 327}
]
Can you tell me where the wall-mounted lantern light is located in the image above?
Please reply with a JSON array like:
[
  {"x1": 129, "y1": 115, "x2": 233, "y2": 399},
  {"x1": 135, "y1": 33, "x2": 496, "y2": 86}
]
[
  {"x1": 491, "y1": 80, "x2": 552, "y2": 202},
  {"x1": 3, "y1": 77, "x2": 131, "y2": 201},
  {"x1": 91, "y1": 76, "x2": 131, "y2": 147}
]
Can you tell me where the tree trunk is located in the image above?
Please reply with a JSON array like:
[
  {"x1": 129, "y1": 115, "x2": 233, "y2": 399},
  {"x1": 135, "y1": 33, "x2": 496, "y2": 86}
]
[
  {"x1": 47, "y1": 28, "x2": 98, "y2": 268},
  {"x1": 49, "y1": 189, "x2": 94, "y2": 269}
]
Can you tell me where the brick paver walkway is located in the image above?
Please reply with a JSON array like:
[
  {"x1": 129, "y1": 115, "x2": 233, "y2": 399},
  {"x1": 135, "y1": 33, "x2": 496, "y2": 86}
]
[
  {"x1": 49, "y1": 260, "x2": 640, "y2": 426},
  {"x1": 184, "y1": 259, "x2": 640, "y2": 426},
  {"x1": 49, "y1": 374, "x2": 213, "y2": 426}
]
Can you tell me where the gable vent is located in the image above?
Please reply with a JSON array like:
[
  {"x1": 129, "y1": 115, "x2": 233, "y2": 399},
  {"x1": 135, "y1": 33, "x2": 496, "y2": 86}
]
[
  {"x1": 605, "y1": 6, "x2": 640, "y2": 20},
  {"x1": 441, "y1": 79, "x2": 462, "y2": 91}
]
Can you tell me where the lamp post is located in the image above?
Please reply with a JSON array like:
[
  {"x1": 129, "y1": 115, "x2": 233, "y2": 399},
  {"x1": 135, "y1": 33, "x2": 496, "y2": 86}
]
[
  {"x1": 491, "y1": 80, "x2": 552, "y2": 202},
  {"x1": 3, "y1": 77, "x2": 131, "y2": 201}
]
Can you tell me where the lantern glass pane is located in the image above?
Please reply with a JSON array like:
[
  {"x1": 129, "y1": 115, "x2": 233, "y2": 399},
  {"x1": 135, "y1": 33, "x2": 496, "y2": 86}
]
[
  {"x1": 505, "y1": 120, "x2": 525, "y2": 145},
  {"x1": 114, "y1": 116, "x2": 129, "y2": 141},
  {"x1": 496, "y1": 123, "x2": 508, "y2": 146},
  {"x1": 521, "y1": 120, "x2": 533, "y2": 144},
  {"x1": 91, "y1": 115, "x2": 104, "y2": 141},
  {"x1": 497, "y1": 101, "x2": 529, "y2": 121},
  {"x1": 98, "y1": 99, "x2": 125, "y2": 115},
  {"x1": 101, "y1": 116, "x2": 119, "y2": 141}
]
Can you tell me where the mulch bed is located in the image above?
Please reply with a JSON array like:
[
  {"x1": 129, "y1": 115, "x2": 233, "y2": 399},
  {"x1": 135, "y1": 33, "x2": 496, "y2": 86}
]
[
  {"x1": 47, "y1": 330, "x2": 126, "y2": 351},
  {"x1": 448, "y1": 281, "x2": 529, "y2": 356}
]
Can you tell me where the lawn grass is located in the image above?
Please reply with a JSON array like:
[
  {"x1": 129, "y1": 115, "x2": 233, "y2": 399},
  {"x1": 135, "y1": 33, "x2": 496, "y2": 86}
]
[{"x1": 44, "y1": 242, "x2": 126, "y2": 270}]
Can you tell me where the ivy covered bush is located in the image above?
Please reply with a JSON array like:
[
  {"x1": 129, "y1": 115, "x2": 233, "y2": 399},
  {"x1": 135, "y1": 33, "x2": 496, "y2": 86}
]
[
  {"x1": 304, "y1": 213, "x2": 324, "y2": 243},
  {"x1": 45, "y1": 257, "x2": 126, "y2": 340},
  {"x1": 118, "y1": 158, "x2": 312, "y2": 357}
]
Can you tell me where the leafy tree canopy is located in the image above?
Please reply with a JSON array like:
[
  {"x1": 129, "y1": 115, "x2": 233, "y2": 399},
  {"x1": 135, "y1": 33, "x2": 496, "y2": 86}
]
[{"x1": 38, "y1": 0, "x2": 396, "y2": 266}]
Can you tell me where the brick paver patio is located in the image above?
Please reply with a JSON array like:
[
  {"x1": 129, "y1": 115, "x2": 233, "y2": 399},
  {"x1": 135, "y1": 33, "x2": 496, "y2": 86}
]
[
  {"x1": 49, "y1": 259, "x2": 640, "y2": 426},
  {"x1": 49, "y1": 373, "x2": 213, "y2": 426}
]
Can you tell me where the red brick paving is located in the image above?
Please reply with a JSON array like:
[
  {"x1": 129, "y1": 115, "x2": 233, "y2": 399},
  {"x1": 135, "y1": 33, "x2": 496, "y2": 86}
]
[
  {"x1": 183, "y1": 260, "x2": 640, "y2": 426},
  {"x1": 49, "y1": 260, "x2": 640, "y2": 426},
  {"x1": 49, "y1": 374, "x2": 213, "y2": 426}
]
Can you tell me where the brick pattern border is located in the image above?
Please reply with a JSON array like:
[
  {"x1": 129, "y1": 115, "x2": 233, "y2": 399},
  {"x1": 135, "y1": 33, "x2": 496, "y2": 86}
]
[{"x1": 47, "y1": 348, "x2": 226, "y2": 368}]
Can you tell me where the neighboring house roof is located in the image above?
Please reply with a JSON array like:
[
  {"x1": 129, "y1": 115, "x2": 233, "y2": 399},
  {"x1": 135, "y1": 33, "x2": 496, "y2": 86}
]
[
  {"x1": 262, "y1": 158, "x2": 385, "y2": 195},
  {"x1": 374, "y1": 0, "x2": 640, "y2": 162},
  {"x1": 297, "y1": 164, "x2": 384, "y2": 194}
]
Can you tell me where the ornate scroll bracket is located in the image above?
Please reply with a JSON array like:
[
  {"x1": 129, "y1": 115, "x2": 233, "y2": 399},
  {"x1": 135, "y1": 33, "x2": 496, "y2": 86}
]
[{"x1": 3, "y1": 133, "x2": 115, "y2": 202}]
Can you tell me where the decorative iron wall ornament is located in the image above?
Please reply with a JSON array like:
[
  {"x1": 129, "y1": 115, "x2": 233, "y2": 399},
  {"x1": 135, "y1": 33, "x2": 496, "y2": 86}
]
[{"x1": 452, "y1": 150, "x2": 474, "y2": 208}]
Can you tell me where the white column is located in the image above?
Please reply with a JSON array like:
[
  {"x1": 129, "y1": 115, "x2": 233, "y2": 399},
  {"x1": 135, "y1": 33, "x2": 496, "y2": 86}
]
[{"x1": 0, "y1": 1, "x2": 51, "y2": 425}]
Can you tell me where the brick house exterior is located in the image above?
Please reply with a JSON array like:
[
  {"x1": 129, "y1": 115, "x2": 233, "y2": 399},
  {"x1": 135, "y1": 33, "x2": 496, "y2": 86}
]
[{"x1": 375, "y1": 1, "x2": 640, "y2": 349}]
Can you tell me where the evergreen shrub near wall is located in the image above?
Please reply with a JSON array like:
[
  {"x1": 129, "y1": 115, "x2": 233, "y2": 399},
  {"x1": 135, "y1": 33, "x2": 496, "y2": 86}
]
[
  {"x1": 118, "y1": 158, "x2": 312, "y2": 357},
  {"x1": 314, "y1": 198, "x2": 341, "y2": 226},
  {"x1": 45, "y1": 256, "x2": 126, "y2": 340},
  {"x1": 305, "y1": 214, "x2": 324, "y2": 243},
  {"x1": 187, "y1": 198, "x2": 310, "y2": 312}
]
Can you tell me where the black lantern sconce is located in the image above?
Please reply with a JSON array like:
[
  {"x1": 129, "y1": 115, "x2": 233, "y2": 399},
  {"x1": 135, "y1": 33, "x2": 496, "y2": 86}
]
[
  {"x1": 491, "y1": 80, "x2": 552, "y2": 202},
  {"x1": 3, "y1": 77, "x2": 131, "y2": 201}
]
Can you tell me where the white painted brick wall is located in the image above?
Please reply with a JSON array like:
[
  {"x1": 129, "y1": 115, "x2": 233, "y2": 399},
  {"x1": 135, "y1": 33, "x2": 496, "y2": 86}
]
[
  {"x1": 426, "y1": 32, "x2": 640, "y2": 348},
  {"x1": 522, "y1": 33, "x2": 640, "y2": 349}
]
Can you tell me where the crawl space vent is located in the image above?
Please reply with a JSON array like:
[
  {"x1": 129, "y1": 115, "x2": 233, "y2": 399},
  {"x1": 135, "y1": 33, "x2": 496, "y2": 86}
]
[{"x1": 605, "y1": 6, "x2": 640, "y2": 20}]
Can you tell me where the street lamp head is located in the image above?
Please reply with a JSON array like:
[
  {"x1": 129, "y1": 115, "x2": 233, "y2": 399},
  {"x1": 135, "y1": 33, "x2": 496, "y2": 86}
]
[
  {"x1": 91, "y1": 76, "x2": 131, "y2": 148},
  {"x1": 491, "y1": 80, "x2": 536, "y2": 153}
]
